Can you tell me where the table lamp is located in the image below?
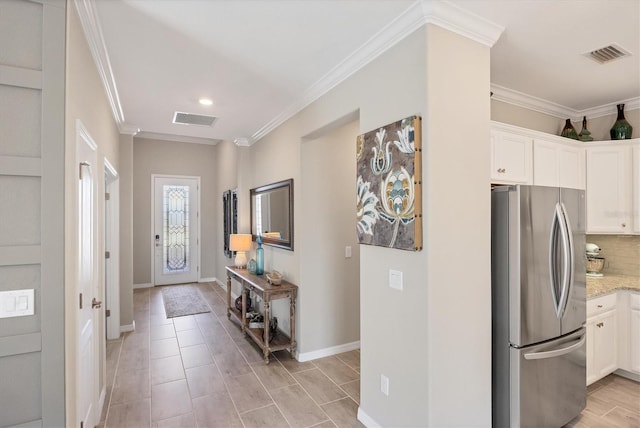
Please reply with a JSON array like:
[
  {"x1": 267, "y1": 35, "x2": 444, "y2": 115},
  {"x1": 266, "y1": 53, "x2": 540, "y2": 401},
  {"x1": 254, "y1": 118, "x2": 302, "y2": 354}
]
[{"x1": 229, "y1": 234, "x2": 252, "y2": 268}]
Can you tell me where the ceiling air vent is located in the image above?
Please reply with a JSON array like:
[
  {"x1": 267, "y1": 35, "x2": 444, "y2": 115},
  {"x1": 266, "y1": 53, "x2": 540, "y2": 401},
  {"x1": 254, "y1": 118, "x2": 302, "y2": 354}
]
[
  {"x1": 585, "y1": 44, "x2": 631, "y2": 64},
  {"x1": 173, "y1": 111, "x2": 216, "y2": 126}
]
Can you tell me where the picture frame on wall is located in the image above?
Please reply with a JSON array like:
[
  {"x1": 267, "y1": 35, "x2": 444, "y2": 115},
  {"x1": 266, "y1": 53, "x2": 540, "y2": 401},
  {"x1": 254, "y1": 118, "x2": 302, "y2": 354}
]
[{"x1": 356, "y1": 115, "x2": 423, "y2": 251}]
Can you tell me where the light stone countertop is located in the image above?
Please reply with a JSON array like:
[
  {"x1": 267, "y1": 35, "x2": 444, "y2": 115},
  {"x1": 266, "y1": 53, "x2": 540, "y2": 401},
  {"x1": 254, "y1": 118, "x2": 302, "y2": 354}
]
[{"x1": 586, "y1": 274, "x2": 640, "y2": 299}]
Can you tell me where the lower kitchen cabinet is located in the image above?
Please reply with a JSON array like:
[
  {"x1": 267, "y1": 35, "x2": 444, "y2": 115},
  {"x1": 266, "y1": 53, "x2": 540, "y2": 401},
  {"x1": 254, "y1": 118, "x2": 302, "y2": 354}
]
[
  {"x1": 586, "y1": 294, "x2": 618, "y2": 385},
  {"x1": 630, "y1": 294, "x2": 640, "y2": 373}
]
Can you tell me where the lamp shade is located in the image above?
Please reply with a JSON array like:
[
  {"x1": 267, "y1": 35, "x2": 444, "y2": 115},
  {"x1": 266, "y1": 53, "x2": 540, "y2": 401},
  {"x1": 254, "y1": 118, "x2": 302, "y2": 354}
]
[{"x1": 229, "y1": 234, "x2": 252, "y2": 252}]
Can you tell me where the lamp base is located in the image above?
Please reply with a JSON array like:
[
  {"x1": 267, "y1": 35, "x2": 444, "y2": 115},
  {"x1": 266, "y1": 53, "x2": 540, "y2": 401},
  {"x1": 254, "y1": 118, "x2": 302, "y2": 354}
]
[{"x1": 234, "y1": 251, "x2": 248, "y2": 268}]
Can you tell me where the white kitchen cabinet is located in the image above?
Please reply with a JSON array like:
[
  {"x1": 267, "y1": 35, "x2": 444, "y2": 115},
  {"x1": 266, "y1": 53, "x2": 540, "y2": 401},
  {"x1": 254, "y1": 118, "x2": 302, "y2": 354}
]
[
  {"x1": 491, "y1": 129, "x2": 532, "y2": 184},
  {"x1": 586, "y1": 294, "x2": 618, "y2": 385},
  {"x1": 586, "y1": 145, "x2": 633, "y2": 233},
  {"x1": 630, "y1": 293, "x2": 640, "y2": 374},
  {"x1": 533, "y1": 138, "x2": 584, "y2": 189},
  {"x1": 633, "y1": 146, "x2": 640, "y2": 234}
]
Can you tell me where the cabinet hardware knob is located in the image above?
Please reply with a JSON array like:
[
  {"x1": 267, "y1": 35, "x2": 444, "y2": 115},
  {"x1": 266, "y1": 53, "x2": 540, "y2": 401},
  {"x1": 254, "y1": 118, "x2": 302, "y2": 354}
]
[
  {"x1": 597, "y1": 322, "x2": 604, "y2": 328},
  {"x1": 622, "y1": 223, "x2": 626, "y2": 227},
  {"x1": 597, "y1": 304, "x2": 603, "y2": 308}
]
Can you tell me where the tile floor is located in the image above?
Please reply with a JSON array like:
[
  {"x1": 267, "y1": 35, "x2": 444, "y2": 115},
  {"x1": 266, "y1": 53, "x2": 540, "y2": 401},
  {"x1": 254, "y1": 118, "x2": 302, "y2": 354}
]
[
  {"x1": 99, "y1": 282, "x2": 363, "y2": 428},
  {"x1": 566, "y1": 373, "x2": 640, "y2": 428}
]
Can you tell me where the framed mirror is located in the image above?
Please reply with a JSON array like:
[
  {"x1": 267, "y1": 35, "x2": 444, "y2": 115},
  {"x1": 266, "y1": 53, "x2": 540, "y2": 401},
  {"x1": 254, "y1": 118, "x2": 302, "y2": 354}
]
[{"x1": 250, "y1": 179, "x2": 293, "y2": 251}]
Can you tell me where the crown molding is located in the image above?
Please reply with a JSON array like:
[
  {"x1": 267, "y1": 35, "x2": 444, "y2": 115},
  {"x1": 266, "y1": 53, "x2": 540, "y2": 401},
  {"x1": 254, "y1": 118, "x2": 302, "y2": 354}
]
[
  {"x1": 135, "y1": 131, "x2": 221, "y2": 146},
  {"x1": 252, "y1": 0, "x2": 504, "y2": 143},
  {"x1": 74, "y1": 0, "x2": 136, "y2": 135},
  {"x1": 422, "y1": 0, "x2": 504, "y2": 47},
  {"x1": 233, "y1": 138, "x2": 251, "y2": 147},
  {"x1": 491, "y1": 84, "x2": 640, "y2": 121}
]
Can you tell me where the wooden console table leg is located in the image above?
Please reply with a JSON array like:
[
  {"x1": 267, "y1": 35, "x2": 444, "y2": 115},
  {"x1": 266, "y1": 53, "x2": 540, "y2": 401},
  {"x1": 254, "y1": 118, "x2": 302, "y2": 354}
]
[
  {"x1": 290, "y1": 292, "x2": 297, "y2": 356},
  {"x1": 241, "y1": 288, "x2": 247, "y2": 335},
  {"x1": 226, "y1": 273, "x2": 232, "y2": 319},
  {"x1": 263, "y1": 300, "x2": 271, "y2": 364}
]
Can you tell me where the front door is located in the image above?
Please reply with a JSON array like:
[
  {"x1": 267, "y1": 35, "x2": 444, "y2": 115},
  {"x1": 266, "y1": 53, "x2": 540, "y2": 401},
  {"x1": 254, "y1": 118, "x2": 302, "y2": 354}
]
[
  {"x1": 153, "y1": 176, "x2": 199, "y2": 285},
  {"x1": 77, "y1": 124, "x2": 98, "y2": 428}
]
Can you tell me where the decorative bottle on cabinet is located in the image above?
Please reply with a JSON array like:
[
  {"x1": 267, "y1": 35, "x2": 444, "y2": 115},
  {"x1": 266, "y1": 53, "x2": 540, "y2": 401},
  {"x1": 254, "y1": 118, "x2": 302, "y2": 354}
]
[
  {"x1": 561, "y1": 119, "x2": 579, "y2": 139},
  {"x1": 256, "y1": 235, "x2": 264, "y2": 275},
  {"x1": 610, "y1": 104, "x2": 633, "y2": 140}
]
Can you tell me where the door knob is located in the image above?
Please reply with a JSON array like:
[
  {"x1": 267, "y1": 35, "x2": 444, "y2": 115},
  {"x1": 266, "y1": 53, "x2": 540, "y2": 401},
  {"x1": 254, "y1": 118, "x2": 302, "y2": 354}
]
[{"x1": 92, "y1": 298, "x2": 102, "y2": 309}]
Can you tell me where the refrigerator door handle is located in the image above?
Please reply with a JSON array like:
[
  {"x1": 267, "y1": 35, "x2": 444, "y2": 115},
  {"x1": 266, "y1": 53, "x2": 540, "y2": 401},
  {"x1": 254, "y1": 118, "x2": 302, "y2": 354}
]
[
  {"x1": 523, "y1": 333, "x2": 586, "y2": 360},
  {"x1": 558, "y1": 202, "x2": 574, "y2": 318},
  {"x1": 549, "y1": 203, "x2": 567, "y2": 317}
]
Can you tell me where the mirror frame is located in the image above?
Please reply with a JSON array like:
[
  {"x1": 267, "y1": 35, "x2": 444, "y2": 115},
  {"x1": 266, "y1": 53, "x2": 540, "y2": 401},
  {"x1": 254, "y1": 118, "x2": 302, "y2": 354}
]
[{"x1": 250, "y1": 178, "x2": 294, "y2": 251}]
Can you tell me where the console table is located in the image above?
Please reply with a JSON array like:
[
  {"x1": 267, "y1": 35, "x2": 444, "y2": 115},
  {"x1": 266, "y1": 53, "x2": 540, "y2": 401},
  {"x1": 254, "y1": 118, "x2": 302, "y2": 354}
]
[{"x1": 225, "y1": 266, "x2": 298, "y2": 363}]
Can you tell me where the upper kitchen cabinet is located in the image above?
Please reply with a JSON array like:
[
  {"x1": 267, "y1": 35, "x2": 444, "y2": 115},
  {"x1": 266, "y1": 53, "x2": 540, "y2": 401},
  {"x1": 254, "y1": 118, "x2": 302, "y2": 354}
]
[
  {"x1": 533, "y1": 138, "x2": 585, "y2": 189},
  {"x1": 585, "y1": 141, "x2": 638, "y2": 234},
  {"x1": 634, "y1": 145, "x2": 640, "y2": 234},
  {"x1": 490, "y1": 123, "x2": 533, "y2": 185}
]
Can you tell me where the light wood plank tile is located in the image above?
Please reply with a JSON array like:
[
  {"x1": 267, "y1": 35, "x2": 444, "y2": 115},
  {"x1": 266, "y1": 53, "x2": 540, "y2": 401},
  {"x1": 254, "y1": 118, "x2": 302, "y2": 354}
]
[{"x1": 241, "y1": 404, "x2": 290, "y2": 428}]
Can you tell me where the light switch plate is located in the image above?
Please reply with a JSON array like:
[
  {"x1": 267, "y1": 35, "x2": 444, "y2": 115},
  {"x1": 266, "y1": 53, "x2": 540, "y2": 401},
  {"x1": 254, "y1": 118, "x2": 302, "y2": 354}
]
[
  {"x1": 389, "y1": 269, "x2": 403, "y2": 291},
  {"x1": 0, "y1": 289, "x2": 35, "y2": 318},
  {"x1": 345, "y1": 246, "x2": 352, "y2": 258}
]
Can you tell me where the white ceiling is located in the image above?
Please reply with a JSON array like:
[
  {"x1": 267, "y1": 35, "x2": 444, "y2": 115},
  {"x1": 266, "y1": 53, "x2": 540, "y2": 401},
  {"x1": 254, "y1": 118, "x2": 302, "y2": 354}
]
[{"x1": 93, "y1": 0, "x2": 640, "y2": 144}]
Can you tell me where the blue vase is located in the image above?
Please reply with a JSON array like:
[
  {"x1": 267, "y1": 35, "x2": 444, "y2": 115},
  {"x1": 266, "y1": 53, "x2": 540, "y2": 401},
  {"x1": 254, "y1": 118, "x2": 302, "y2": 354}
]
[{"x1": 256, "y1": 236, "x2": 264, "y2": 275}]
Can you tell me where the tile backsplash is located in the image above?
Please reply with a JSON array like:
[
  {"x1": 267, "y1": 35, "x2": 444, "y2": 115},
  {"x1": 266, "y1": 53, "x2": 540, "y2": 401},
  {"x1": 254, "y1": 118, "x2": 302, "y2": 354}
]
[{"x1": 586, "y1": 235, "x2": 640, "y2": 277}]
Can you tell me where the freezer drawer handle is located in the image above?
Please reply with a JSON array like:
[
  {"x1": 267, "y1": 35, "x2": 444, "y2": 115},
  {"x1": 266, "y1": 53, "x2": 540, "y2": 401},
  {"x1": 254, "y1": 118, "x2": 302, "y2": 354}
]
[{"x1": 523, "y1": 335, "x2": 586, "y2": 360}]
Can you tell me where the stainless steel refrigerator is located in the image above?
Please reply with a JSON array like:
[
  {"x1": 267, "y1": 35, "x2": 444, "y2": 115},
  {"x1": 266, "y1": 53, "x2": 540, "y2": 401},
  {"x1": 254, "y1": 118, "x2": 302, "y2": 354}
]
[{"x1": 492, "y1": 185, "x2": 586, "y2": 428}]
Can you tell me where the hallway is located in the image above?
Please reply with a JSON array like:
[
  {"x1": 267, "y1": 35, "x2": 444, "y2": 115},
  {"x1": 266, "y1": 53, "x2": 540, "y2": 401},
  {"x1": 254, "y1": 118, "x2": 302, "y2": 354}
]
[{"x1": 99, "y1": 283, "x2": 362, "y2": 427}]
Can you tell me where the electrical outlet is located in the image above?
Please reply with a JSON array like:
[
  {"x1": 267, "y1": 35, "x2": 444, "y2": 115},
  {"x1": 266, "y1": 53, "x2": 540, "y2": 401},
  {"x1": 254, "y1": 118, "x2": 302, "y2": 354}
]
[{"x1": 380, "y1": 374, "x2": 389, "y2": 396}]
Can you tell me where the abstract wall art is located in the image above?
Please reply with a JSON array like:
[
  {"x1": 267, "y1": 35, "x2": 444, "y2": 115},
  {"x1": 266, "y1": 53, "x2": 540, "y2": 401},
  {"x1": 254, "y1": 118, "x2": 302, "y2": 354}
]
[{"x1": 356, "y1": 115, "x2": 422, "y2": 251}]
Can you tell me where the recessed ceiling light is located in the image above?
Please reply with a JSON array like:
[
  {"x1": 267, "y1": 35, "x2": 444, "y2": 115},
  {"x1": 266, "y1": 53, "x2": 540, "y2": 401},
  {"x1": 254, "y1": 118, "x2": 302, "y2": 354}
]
[{"x1": 198, "y1": 98, "x2": 213, "y2": 106}]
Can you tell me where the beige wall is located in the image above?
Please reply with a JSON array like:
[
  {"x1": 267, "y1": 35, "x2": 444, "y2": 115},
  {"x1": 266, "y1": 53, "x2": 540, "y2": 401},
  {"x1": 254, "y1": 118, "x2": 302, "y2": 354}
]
[
  {"x1": 214, "y1": 140, "x2": 240, "y2": 283},
  {"x1": 492, "y1": 99, "x2": 640, "y2": 141},
  {"x1": 132, "y1": 138, "x2": 218, "y2": 285},
  {"x1": 64, "y1": 2, "x2": 121, "y2": 426},
  {"x1": 586, "y1": 235, "x2": 640, "y2": 277},
  {"x1": 242, "y1": 23, "x2": 492, "y2": 426},
  {"x1": 299, "y1": 119, "x2": 360, "y2": 352},
  {"x1": 119, "y1": 134, "x2": 134, "y2": 327}
]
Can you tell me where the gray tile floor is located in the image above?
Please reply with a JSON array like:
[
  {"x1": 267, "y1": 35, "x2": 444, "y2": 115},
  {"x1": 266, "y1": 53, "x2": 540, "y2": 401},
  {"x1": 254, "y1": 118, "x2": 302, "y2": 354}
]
[
  {"x1": 566, "y1": 373, "x2": 640, "y2": 428},
  {"x1": 99, "y1": 283, "x2": 363, "y2": 428}
]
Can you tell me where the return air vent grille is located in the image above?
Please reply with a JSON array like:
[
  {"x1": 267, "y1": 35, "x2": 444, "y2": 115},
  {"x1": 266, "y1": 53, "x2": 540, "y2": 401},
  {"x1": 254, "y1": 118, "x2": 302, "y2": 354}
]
[
  {"x1": 586, "y1": 44, "x2": 631, "y2": 64},
  {"x1": 173, "y1": 111, "x2": 216, "y2": 126}
]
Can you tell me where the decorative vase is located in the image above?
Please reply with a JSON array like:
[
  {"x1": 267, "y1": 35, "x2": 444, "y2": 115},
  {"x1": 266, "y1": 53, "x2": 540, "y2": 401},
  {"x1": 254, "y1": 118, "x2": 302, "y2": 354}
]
[
  {"x1": 256, "y1": 235, "x2": 264, "y2": 275},
  {"x1": 247, "y1": 258, "x2": 257, "y2": 274},
  {"x1": 610, "y1": 104, "x2": 633, "y2": 140},
  {"x1": 578, "y1": 116, "x2": 593, "y2": 141},
  {"x1": 561, "y1": 119, "x2": 579, "y2": 140}
]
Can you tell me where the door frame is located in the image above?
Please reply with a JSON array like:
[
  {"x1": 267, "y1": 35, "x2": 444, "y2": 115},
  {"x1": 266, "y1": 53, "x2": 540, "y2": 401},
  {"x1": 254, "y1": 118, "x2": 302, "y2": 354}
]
[
  {"x1": 150, "y1": 174, "x2": 201, "y2": 286},
  {"x1": 104, "y1": 159, "x2": 120, "y2": 340},
  {"x1": 75, "y1": 120, "x2": 100, "y2": 428}
]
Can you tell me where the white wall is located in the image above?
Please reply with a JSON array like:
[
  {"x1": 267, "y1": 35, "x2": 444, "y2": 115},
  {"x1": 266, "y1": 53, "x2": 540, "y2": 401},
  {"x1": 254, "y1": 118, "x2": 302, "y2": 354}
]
[
  {"x1": 299, "y1": 119, "x2": 360, "y2": 354},
  {"x1": 424, "y1": 24, "x2": 491, "y2": 426},
  {"x1": 241, "y1": 23, "x2": 493, "y2": 426}
]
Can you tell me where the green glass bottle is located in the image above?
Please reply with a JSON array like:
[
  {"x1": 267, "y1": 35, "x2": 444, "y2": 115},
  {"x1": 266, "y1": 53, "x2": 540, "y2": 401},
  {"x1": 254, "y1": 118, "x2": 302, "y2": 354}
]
[
  {"x1": 256, "y1": 235, "x2": 264, "y2": 275},
  {"x1": 610, "y1": 104, "x2": 633, "y2": 140},
  {"x1": 561, "y1": 119, "x2": 579, "y2": 140}
]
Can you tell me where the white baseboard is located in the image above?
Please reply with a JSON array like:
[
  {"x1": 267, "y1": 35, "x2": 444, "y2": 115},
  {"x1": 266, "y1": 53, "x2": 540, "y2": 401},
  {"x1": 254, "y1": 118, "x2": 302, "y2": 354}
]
[
  {"x1": 614, "y1": 368, "x2": 640, "y2": 382},
  {"x1": 133, "y1": 282, "x2": 152, "y2": 289},
  {"x1": 199, "y1": 277, "x2": 216, "y2": 283},
  {"x1": 120, "y1": 321, "x2": 135, "y2": 333},
  {"x1": 357, "y1": 407, "x2": 381, "y2": 428},
  {"x1": 297, "y1": 340, "x2": 360, "y2": 362}
]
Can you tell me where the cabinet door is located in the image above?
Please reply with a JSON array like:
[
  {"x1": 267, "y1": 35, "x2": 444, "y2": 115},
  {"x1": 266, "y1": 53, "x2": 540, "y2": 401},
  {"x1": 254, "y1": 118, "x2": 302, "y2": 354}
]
[
  {"x1": 633, "y1": 146, "x2": 640, "y2": 234},
  {"x1": 586, "y1": 146, "x2": 632, "y2": 233},
  {"x1": 594, "y1": 310, "x2": 618, "y2": 379},
  {"x1": 491, "y1": 131, "x2": 532, "y2": 184},
  {"x1": 533, "y1": 139, "x2": 558, "y2": 187},
  {"x1": 533, "y1": 139, "x2": 585, "y2": 189},
  {"x1": 558, "y1": 144, "x2": 584, "y2": 189},
  {"x1": 586, "y1": 320, "x2": 597, "y2": 385},
  {"x1": 631, "y1": 308, "x2": 640, "y2": 373}
]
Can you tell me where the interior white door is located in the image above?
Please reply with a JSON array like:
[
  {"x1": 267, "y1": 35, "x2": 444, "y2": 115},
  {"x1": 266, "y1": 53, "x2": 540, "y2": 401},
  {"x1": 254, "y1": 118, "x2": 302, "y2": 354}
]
[
  {"x1": 77, "y1": 126, "x2": 98, "y2": 428},
  {"x1": 153, "y1": 176, "x2": 199, "y2": 285}
]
